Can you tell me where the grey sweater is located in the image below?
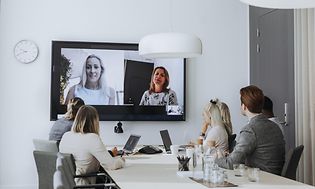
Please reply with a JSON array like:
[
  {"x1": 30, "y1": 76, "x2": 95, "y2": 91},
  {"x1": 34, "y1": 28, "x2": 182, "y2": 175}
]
[
  {"x1": 215, "y1": 114, "x2": 285, "y2": 175},
  {"x1": 49, "y1": 117, "x2": 73, "y2": 141}
]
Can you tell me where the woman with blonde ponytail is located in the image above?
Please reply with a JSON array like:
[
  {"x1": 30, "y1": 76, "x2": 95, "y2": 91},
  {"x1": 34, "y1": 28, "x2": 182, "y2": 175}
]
[{"x1": 200, "y1": 99, "x2": 229, "y2": 152}]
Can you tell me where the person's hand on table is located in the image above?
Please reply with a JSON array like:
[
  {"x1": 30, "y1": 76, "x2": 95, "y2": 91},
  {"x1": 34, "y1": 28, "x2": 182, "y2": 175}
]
[{"x1": 111, "y1": 147, "x2": 118, "y2": 157}]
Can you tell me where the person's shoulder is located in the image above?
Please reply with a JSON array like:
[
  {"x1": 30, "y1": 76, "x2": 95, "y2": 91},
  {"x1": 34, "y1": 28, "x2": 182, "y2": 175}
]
[
  {"x1": 143, "y1": 90, "x2": 150, "y2": 95},
  {"x1": 83, "y1": 133, "x2": 103, "y2": 144},
  {"x1": 241, "y1": 122, "x2": 254, "y2": 133},
  {"x1": 58, "y1": 117, "x2": 72, "y2": 122},
  {"x1": 61, "y1": 131, "x2": 73, "y2": 139},
  {"x1": 169, "y1": 89, "x2": 175, "y2": 93},
  {"x1": 168, "y1": 89, "x2": 177, "y2": 95},
  {"x1": 66, "y1": 132, "x2": 100, "y2": 142},
  {"x1": 84, "y1": 133, "x2": 101, "y2": 140}
]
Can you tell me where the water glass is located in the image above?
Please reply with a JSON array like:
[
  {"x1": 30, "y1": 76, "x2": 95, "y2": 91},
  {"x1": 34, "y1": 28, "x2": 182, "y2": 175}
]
[
  {"x1": 186, "y1": 148, "x2": 195, "y2": 158},
  {"x1": 170, "y1": 145, "x2": 179, "y2": 156},
  {"x1": 209, "y1": 168, "x2": 225, "y2": 184},
  {"x1": 203, "y1": 155, "x2": 216, "y2": 182},
  {"x1": 233, "y1": 164, "x2": 245, "y2": 177},
  {"x1": 248, "y1": 168, "x2": 260, "y2": 182}
]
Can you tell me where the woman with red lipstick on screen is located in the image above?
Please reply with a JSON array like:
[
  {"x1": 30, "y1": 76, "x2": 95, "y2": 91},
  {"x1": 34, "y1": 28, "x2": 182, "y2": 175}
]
[
  {"x1": 139, "y1": 66, "x2": 178, "y2": 106},
  {"x1": 65, "y1": 55, "x2": 115, "y2": 105}
]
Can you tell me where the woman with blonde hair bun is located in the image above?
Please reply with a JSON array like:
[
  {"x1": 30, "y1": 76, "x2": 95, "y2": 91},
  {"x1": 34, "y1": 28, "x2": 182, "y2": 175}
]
[
  {"x1": 200, "y1": 99, "x2": 229, "y2": 152},
  {"x1": 59, "y1": 105, "x2": 125, "y2": 185}
]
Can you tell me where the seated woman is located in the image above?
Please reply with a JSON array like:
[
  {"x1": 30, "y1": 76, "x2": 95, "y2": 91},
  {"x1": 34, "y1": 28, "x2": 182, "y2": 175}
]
[
  {"x1": 59, "y1": 105, "x2": 125, "y2": 185},
  {"x1": 219, "y1": 102, "x2": 233, "y2": 136},
  {"x1": 49, "y1": 97, "x2": 85, "y2": 143},
  {"x1": 200, "y1": 99, "x2": 229, "y2": 152},
  {"x1": 139, "y1": 66, "x2": 178, "y2": 106}
]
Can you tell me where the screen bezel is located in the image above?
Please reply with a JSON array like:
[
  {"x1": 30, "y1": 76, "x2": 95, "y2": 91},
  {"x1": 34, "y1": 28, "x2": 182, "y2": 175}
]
[{"x1": 50, "y1": 40, "x2": 186, "y2": 121}]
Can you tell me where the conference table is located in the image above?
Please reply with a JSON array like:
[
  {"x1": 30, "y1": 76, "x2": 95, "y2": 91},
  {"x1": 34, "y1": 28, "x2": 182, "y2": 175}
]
[{"x1": 107, "y1": 152, "x2": 314, "y2": 189}]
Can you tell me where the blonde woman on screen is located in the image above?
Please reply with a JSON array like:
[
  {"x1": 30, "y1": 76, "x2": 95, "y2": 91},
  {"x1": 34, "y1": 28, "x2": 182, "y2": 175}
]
[
  {"x1": 59, "y1": 105, "x2": 125, "y2": 185},
  {"x1": 65, "y1": 54, "x2": 115, "y2": 105}
]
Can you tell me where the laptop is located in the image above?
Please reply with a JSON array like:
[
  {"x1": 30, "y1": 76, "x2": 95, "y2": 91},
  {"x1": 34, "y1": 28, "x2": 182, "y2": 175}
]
[
  {"x1": 117, "y1": 134, "x2": 141, "y2": 155},
  {"x1": 160, "y1": 130, "x2": 173, "y2": 153}
]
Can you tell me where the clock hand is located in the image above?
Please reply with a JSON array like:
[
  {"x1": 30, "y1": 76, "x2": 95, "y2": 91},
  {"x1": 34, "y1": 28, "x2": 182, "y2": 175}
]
[{"x1": 15, "y1": 50, "x2": 28, "y2": 56}]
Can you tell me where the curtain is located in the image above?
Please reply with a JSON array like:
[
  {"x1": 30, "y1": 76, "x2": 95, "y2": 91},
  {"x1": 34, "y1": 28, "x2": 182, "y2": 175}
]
[{"x1": 294, "y1": 9, "x2": 315, "y2": 185}]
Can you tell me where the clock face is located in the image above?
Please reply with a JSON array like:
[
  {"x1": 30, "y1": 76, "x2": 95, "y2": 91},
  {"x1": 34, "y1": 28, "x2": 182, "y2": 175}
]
[{"x1": 14, "y1": 40, "x2": 39, "y2": 63}]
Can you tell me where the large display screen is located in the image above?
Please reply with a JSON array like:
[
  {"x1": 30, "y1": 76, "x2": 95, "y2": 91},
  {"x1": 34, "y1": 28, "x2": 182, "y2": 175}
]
[{"x1": 50, "y1": 41, "x2": 185, "y2": 121}]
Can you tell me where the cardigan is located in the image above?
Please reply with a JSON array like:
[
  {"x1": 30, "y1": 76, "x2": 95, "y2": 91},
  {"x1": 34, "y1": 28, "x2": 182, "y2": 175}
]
[{"x1": 59, "y1": 132, "x2": 125, "y2": 185}]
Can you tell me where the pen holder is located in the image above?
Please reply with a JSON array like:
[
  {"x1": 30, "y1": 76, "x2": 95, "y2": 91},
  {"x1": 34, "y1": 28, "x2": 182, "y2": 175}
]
[{"x1": 177, "y1": 156, "x2": 190, "y2": 171}]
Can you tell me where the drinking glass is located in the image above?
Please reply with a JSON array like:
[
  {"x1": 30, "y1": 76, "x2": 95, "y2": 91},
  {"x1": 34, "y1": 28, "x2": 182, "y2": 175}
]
[
  {"x1": 248, "y1": 168, "x2": 260, "y2": 182},
  {"x1": 233, "y1": 164, "x2": 245, "y2": 177}
]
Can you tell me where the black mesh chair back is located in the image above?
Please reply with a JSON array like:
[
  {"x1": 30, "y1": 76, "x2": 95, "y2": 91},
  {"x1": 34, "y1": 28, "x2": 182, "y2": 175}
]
[
  {"x1": 33, "y1": 150, "x2": 58, "y2": 189},
  {"x1": 228, "y1": 134, "x2": 237, "y2": 153},
  {"x1": 281, "y1": 145, "x2": 304, "y2": 180}
]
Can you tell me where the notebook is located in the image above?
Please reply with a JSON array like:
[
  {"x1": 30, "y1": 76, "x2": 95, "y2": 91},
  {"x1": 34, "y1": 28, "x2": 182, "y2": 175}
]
[
  {"x1": 117, "y1": 134, "x2": 141, "y2": 155},
  {"x1": 160, "y1": 130, "x2": 173, "y2": 153}
]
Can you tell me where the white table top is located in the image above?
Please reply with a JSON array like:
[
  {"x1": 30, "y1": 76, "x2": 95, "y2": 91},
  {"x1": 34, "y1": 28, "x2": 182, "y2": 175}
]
[{"x1": 107, "y1": 153, "x2": 314, "y2": 189}]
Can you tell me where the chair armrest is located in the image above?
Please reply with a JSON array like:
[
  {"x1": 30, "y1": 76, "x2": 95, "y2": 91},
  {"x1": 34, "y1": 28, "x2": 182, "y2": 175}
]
[
  {"x1": 74, "y1": 172, "x2": 107, "y2": 178},
  {"x1": 73, "y1": 183, "x2": 117, "y2": 189}
]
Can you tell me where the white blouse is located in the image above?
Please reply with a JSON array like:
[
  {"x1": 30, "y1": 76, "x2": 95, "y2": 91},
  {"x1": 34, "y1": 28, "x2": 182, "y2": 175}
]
[
  {"x1": 203, "y1": 125, "x2": 228, "y2": 152},
  {"x1": 74, "y1": 85, "x2": 110, "y2": 105},
  {"x1": 59, "y1": 132, "x2": 125, "y2": 185}
]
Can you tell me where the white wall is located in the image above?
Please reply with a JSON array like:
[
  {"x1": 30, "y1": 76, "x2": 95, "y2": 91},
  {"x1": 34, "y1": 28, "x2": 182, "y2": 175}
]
[{"x1": 0, "y1": 0, "x2": 248, "y2": 188}]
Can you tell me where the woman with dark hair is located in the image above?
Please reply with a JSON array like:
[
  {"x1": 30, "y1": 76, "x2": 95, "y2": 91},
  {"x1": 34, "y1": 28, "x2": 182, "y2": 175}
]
[
  {"x1": 139, "y1": 66, "x2": 178, "y2": 105},
  {"x1": 49, "y1": 97, "x2": 85, "y2": 142},
  {"x1": 59, "y1": 105, "x2": 125, "y2": 185},
  {"x1": 65, "y1": 54, "x2": 115, "y2": 105}
]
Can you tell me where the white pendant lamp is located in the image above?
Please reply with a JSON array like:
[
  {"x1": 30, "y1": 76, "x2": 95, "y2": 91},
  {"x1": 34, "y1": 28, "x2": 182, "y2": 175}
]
[
  {"x1": 240, "y1": 0, "x2": 315, "y2": 9},
  {"x1": 139, "y1": 32, "x2": 202, "y2": 58}
]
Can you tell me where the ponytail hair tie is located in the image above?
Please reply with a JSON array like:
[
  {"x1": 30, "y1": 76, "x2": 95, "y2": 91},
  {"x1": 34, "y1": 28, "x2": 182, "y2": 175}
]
[{"x1": 210, "y1": 99, "x2": 217, "y2": 104}]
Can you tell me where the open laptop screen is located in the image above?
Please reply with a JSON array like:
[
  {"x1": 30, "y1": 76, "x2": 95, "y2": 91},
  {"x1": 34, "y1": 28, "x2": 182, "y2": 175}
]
[
  {"x1": 160, "y1": 130, "x2": 172, "y2": 153},
  {"x1": 123, "y1": 134, "x2": 141, "y2": 153}
]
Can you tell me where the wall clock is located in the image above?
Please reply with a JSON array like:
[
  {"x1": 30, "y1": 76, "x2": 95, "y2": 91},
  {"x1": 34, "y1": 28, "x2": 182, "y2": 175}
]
[{"x1": 14, "y1": 40, "x2": 39, "y2": 63}]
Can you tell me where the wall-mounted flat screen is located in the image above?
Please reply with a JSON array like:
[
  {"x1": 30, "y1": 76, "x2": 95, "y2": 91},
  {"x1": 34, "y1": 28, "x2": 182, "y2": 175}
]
[{"x1": 50, "y1": 41, "x2": 186, "y2": 121}]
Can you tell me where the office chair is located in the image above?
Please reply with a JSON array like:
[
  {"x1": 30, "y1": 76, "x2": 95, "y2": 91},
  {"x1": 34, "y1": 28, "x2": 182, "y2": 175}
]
[
  {"x1": 228, "y1": 134, "x2": 237, "y2": 153},
  {"x1": 281, "y1": 145, "x2": 304, "y2": 180},
  {"x1": 54, "y1": 153, "x2": 119, "y2": 189},
  {"x1": 58, "y1": 153, "x2": 114, "y2": 184},
  {"x1": 33, "y1": 139, "x2": 59, "y2": 152},
  {"x1": 33, "y1": 150, "x2": 58, "y2": 189}
]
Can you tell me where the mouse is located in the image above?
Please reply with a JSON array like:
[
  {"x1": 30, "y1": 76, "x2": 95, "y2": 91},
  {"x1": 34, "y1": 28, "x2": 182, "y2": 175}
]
[{"x1": 139, "y1": 145, "x2": 163, "y2": 154}]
